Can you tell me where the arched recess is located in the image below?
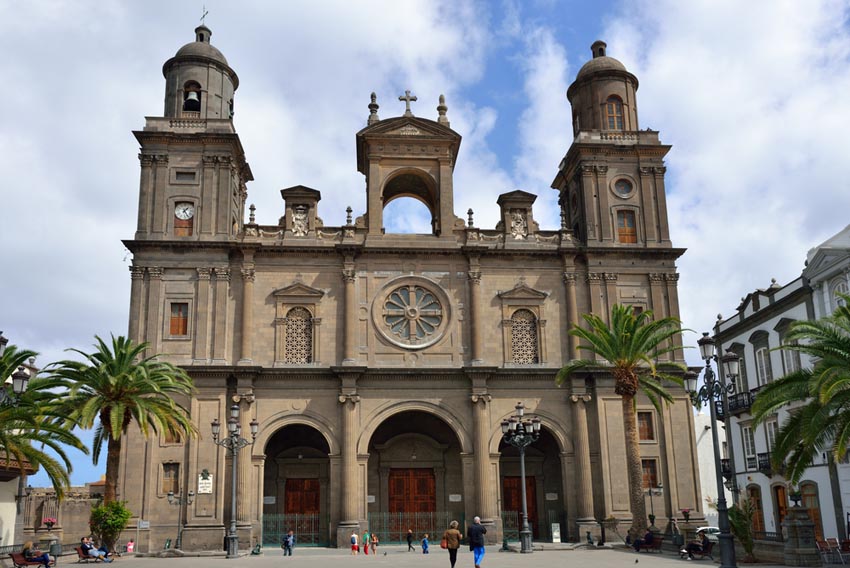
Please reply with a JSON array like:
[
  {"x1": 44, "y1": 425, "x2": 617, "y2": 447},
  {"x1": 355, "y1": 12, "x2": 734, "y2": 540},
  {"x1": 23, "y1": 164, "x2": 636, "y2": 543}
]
[
  {"x1": 363, "y1": 408, "x2": 468, "y2": 543},
  {"x1": 253, "y1": 411, "x2": 340, "y2": 456},
  {"x1": 357, "y1": 400, "x2": 472, "y2": 455},
  {"x1": 488, "y1": 409, "x2": 572, "y2": 455},
  {"x1": 260, "y1": 417, "x2": 337, "y2": 547},
  {"x1": 381, "y1": 169, "x2": 438, "y2": 234}
]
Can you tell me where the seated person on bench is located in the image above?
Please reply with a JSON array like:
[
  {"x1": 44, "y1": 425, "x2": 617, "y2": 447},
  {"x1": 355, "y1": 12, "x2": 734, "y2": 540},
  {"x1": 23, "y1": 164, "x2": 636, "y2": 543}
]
[
  {"x1": 81, "y1": 537, "x2": 112, "y2": 562},
  {"x1": 22, "y1": 541, "x2": 52, "y2": 567},
  {"x1": 682, "y1": 530, "x2": 710, "y2": 559},
  {"x1": 633, "y1": 528, "x2": 655, "y2": 552}
]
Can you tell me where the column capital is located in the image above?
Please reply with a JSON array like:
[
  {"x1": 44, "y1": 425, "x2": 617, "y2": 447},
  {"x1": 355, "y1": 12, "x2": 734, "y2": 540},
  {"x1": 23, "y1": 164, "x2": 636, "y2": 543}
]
[
  {"x1": 468, "y1": 270, "x2": 481, "y2": 284},
  {"x1": 470, "y1": 393, "x2": 491, "y2": 404},
  {"x1": 338, "y1": 393, "x2": 361, "y2": 405},
  {"x1": 342, "y1": 268, "x2": 356, "y2": 283},
  {"x1": 148, "y1": 267, "x2": 164, "y2": 279},
  {"x1": 241, "y1": 268, "x2": 255, "y2": 282},
  {"x1": 649, "y1": 272, "x2": 665, "y2": 282},
  {"x1": 197, "y1": 267, "x2": 212, "y2": 280},
  {"x1": 586, "y1": 272, "x2": 604, "y2": 282},
  {"x1": 570, "y1": 393, "x2": 592, "y2": 403},
  {"x1": 665, "y1": 272, "x2": 680, "y2": 282},
  {"x1": 138, "y1": 153, "x2": 154, "y2": 167},
  {"x1": 214, "y1": 268, "x2": 231, "y2": 282},
  {"x1": 603, "y1": 272, "x2": 618, "y2": 281},
  {"x1": 129, "y1": 266, "x2": 145, "y2": 280},
  {"x1": 563, "y1": 272, "x2": 578, "y2": 285}
]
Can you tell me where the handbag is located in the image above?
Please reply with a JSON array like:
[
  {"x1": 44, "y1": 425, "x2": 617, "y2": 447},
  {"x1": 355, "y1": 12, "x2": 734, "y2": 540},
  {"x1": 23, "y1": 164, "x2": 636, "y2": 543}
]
[{"x1": 440, "y1": 538, "x2": 448, "y2": 549}]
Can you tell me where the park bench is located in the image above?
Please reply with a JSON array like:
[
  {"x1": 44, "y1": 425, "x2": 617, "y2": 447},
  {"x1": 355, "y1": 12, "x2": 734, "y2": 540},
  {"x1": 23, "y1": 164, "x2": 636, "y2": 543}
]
[
  {"x1": 638, "y1": 536, "x2": 664, "y2": 553},
  {"x1": 680, "y1": 540, "x2": 715, "y2": 560},
  {"x1": 75, "y1": 547, "x2": 99, "y2": 563},
  {"x1": 9, "y1": 552, "x2": 53, "y2": 568}
]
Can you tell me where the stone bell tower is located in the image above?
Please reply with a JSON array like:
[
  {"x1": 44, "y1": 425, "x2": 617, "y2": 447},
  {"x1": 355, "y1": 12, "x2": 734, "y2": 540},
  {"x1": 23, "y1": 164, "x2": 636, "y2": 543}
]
[
  {"x1": 355, "y1": 92, "x2": 463, "y2": 238},
  {"x1": 133, "y1": 25, "x2": 252, "y2": 243},
  {"x1": 552, "y1": 40, "x2": 672, "y2": 249}
]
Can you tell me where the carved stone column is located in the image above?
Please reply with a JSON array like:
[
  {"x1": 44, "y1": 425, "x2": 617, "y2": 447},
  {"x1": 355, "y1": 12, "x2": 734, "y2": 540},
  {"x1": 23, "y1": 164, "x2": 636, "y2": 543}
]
[
  {"x1": 337, "y1": 392, "x2": 361, "y2": 545},
  {"x1": 471, "y1": 394, "x2": 496, "y2": 530},
  {"x1": 468, "y1": 268, "x2": 483, "y2": 364},
  {"x1": 128, "y1": 266, "x2": 146, "y2": 343},
  {"x1": 237, "y1": 393, "x2": 255, "y2": 526},
  {"x1": 238, "y1": 268, "x2": 255, "y2": 364},
  {"x1": 135, "y1": 154, "x2": 153, "y2": 238},
  {"x1": 193, "y1": 268, "x2": 212, "y2": 363},
  {"x1": 587, "y1": 273, "x2": 604, "y2": 327},
  {"x1": 151, "y1": 155, "x2": 169, "y2": 235},
  {"x1": 604, "y1": 273, "x2": 618, "y2": 318},
  {"x1": 342, "y1": 265, "x2": 357, "y2": 365},
  {"x1": 665, "y1": 273, "x2": 683, "y2": 360},
  {"x1": 145, "y1": 267, "x2": 163, "y2": 354},
  {"x1": 212, "y1": 268, "x2": 230, "y2": 364},
  {"x1": 570, "y1": 393, "x2": 595, "y2": 522},
  {"x1": 563, "y1": 272, "x2": 579, "y2": 359}
]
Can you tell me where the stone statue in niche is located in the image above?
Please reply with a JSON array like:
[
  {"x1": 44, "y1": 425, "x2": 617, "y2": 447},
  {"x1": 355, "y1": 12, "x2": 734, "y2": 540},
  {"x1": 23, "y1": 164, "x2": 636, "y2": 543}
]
[
  {"x1": 292, "y1": 205, "x2": 308, "y2": 236},
  {"x1": 510, "y1": 209, "x2": 527, "y2": 240}
]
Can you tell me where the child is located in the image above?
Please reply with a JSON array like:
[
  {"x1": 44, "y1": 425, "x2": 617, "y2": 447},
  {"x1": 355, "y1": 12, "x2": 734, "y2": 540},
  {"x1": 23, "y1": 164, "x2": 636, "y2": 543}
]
[{"x1": 421, "y1": 533, "x2": 429, "y2": 554}]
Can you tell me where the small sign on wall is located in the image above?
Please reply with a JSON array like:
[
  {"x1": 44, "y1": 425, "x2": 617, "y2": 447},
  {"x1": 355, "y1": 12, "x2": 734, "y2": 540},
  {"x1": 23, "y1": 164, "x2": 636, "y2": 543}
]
[
  {"x1": 551, "y1": 523, "x2": 561, "y2": 542},
  {"x1": 263, "y1": 496, "x2": 276, "y2": 505},
  {"x1": 367, "y1": 495, "x2": 376, "y2": 503},
  {"x1": 545, "y1": 493, "x2": 558, "y2": 501},
  {"x1": 197, "y1": 474, "x2": 213, "y2": 494},
  {"x1": 449, "y1": 494, "x2": 462, "y2": 502}
]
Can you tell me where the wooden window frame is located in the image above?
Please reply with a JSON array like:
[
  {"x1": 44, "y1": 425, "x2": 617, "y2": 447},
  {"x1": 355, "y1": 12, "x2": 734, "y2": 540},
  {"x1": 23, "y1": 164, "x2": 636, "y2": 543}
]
[
  {"x1": 161, "y1": 462, "x2": 180, "y2": 495},
  {"x1": 605, "y1": 96, "x2": 624, "y2": 130},
  {"x1": 615, "y1": 208, "x2": 638, "y2": 244},
  {"x1": 741, "y1": 424, "x2": 757, "y2": 470},
  {"x1": 169, "y1": 302, "x2": 189, "y2": 336},
  {"x1": 641, "y1": 458, "x2": 658, "y2": 489},
  {"x1": 638, "y1": 411, "x2": 655, "y2": 442}
]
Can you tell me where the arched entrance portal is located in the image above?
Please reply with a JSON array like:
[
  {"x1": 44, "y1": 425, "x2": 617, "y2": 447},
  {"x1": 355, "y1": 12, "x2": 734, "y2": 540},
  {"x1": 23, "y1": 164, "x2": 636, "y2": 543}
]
[
  {"x1": 366, "y1": 411, "x2": 465, "y2": 543},
  {"x1": 262, "y1": 424, "x2": 331, "y2": 546},
  {"x1": 499, "y1": 428, "x2": 564, "y2": 542}
]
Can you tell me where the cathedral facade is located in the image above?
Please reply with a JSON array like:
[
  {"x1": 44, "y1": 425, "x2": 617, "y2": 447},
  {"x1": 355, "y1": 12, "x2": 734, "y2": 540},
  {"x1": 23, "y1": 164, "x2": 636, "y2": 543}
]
[{"x1": 119, "y1": 28, "x2": 700, "y2": 551}]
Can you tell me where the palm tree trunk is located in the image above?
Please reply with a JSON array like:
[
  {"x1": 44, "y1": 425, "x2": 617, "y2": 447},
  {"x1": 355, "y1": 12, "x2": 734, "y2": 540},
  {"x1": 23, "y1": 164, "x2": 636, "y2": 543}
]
[
  {"x1": 104, "y1": 435, "x2": 122, "y2": 504},
  {"x1": 623, "y1": 395, "x2": 647, "y2": 535}
]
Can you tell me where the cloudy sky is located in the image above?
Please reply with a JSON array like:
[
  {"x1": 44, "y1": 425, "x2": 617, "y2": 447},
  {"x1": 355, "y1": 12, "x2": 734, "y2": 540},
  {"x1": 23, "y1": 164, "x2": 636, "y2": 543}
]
[{"x1": 3, "y1": 0, "x2": 849, "y2": 485}]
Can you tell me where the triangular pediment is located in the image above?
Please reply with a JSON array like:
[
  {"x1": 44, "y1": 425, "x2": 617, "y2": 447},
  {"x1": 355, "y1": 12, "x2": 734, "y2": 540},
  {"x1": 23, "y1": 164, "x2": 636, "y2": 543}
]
[
  {"x1": 497, "y1": 189, "x2": 537, "y2": 202},
  {"x1": 498, "y1": 283, "x2": 548, "y2": 300},
  {"x1": 271, "y1": 282, "x2": 325, "y2": 300},
  {"x1": 358, "y1": 116, "x2": 458, "y2": 139}
]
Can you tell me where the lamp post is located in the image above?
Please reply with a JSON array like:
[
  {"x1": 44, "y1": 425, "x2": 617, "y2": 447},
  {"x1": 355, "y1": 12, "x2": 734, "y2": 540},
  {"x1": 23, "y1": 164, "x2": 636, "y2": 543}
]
[
  {"x1": 501, "y1": 402, "x2": 541, "y2": 554},
  {"x1": 0, "y1": 366, "x2": 31, "y2": 407},
  {"x1": 167, "y1": 489, "x2": 194, "y2": 549},
  {"x1": 685, "y1": 332, "x2": 740, "y2": 568},
  {"x1": 646, "y1": 483, "x2": 663, "y2": 527},
  {"x1": 211, "y1": 404, "x2": 259, "y2": 559}
]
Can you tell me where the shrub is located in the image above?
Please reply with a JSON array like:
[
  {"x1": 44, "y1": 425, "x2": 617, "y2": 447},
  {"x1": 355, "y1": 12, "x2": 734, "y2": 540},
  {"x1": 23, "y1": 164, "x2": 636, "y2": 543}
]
[{"x1": 90, "y1": 501, "x2": 132, "y2": 552}]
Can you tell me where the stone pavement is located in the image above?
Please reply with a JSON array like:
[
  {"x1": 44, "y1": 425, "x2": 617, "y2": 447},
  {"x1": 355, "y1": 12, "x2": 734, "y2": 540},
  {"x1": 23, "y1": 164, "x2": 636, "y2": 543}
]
[{"x1": 50, "y1": 545, "x2": 791, "y2": 568}]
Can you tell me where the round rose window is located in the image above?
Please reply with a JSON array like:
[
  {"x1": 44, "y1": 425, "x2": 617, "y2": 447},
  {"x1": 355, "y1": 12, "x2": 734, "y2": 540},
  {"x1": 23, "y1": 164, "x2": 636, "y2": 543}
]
[{"x1": 373, "y1": 278, "x2": 451, "y2": 349}]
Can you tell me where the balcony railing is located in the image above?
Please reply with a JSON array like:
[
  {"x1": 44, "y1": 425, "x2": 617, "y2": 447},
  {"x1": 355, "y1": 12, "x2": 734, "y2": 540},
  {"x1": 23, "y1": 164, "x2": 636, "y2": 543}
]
[
  {"x1": 757, "y1": 452, "x2": 773, "y2": 474},
  {"x1": 728, "y1": 392, "x2": 754, "y2": 414}
]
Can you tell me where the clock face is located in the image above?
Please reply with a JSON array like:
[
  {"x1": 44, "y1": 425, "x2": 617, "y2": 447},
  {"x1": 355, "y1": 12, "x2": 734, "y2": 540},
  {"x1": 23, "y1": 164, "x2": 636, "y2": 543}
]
[{"x1": 175, "y1": 203, "x2": 195, "y2": 220}]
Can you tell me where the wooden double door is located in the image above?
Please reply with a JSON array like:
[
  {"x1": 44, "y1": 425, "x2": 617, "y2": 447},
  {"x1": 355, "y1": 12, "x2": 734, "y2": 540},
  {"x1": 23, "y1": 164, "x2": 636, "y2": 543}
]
[
  {"x1": 503, "y1": 476, "x2": 538, "y2": 538},
  {"x1": 284, "y1": 478, "x2": 320, "y2": 515},
  {"x1": 388, "y1": 468, "x2": 436, "y2": 513}
]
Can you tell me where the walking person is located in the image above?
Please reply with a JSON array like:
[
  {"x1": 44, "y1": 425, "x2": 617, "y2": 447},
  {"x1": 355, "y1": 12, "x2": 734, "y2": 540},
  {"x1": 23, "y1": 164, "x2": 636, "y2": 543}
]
[
  {"x1": 281, "y1": 529, "x2": 294, "y2": 556},
  {"x1": 442, "y1": 520, "x2": 463, "y2": 568},
  {"x1": 362, "y1": 530, "x2": 370, "y2": 555},
  {"x1": 407, "y1": 529, "x2": 415, "y2": 552},
  {"x1": 350, "y1": 531, "x2": 359, "y2": 555},
  {"x1": 370, "y1": 532, "x2": 379, "y2": 555},
  {"x1": 467, "y1": 516, "x2": 487, "y2": 568},
  {"x1": 422, "y1": 533, "x2": 430, "y2": 554}
]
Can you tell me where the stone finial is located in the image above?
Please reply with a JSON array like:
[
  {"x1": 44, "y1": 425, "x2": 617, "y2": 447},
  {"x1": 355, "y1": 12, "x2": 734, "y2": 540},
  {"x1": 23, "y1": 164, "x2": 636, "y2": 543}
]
[
  {"x1": 437, "y1": 94, "x2": 450, "y2": 126},
  {"x1": 467, "y1": 208, "x2": 474, "y2": 227},
  {"x1": 367, "y1": 92, "x2": 380, "y2": 125},
  {"x1": 248, "y1": 203, "x2": 256, "y2": 224},
  {"x1": 717, "y1": 313, "x2": 723, "y2": 321},
  {"x1": 560, "y1": 209, "x2": 568, "y2": 230},
  {"x1": 346, "y1": 206, "x2": 353, "y2": 225}
]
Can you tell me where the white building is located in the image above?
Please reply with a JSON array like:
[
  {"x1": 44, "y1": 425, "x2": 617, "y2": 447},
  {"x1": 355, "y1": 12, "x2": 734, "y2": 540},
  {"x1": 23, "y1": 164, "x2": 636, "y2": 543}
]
[
  {"x1": 713, "y1": 224, "x2": 850, "y2": 542},
  {"x1": 694, "y1": 411, "x2": 733, "y2": 527}
]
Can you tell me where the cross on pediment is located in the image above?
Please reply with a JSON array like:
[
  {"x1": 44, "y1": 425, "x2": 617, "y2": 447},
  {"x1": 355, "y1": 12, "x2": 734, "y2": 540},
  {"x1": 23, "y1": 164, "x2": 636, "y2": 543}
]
[{"x1": 399, "y1": 90, "x2": 417, "y2": 117}]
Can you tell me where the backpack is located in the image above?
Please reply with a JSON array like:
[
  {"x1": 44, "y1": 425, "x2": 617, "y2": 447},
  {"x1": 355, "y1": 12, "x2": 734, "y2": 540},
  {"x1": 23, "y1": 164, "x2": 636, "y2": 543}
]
[{"x1": 351, "y1": 536, "x2": 356, "y2": 545}]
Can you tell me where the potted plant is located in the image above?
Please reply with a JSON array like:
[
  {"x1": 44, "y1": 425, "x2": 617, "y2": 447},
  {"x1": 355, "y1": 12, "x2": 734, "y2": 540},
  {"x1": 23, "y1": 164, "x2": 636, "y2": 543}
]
[
  {"x1": 680, "y1": 508, "x2": 691, "y2": 523},
  {"x1": 42, "y1": 517, "x2": 57, "y2": 531}
]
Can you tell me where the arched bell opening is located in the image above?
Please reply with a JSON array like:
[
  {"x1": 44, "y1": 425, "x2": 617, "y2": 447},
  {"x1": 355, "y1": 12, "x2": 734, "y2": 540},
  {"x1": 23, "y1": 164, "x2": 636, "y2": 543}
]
[
  {"x1": 366, "y1": 410, "x2": 465, "y2": 543},
  {"x1": 182, "y1": 81, "x2": 202, "y2": 113},
  {"x1": 262, "y1": 424, "x2": 332, "y2": 547},
  {"x1": 498, "y1": 427, "x2": 564, "y2": 542},
  {"x1": 381, "y1": 172, "x2": 437, "y2": 235}
]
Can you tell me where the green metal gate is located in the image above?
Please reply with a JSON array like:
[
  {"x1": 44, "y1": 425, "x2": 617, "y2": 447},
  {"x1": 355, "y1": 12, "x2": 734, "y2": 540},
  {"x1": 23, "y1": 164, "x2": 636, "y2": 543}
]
[
  {"x1": 367, "y1": 512, "x2": 465, "y2": 544},
  {"x1": 501, "y1": 510, "x2": 519, "y2": 542},
  {"x1": 262, "y1": 513, "x2": 329, "y2": 547}
]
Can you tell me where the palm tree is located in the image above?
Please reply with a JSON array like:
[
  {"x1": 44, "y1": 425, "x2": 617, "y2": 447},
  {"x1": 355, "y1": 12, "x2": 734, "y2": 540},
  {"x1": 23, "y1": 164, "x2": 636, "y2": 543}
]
[
  {"x1": 0, "y1": 345, "x2": 88, "y2": 499},
  {"x1": 751, "y1": 295, "x2": 850, "y2": 484},
  {"x1": 555, "y1": 304, "x2": 688, "y2": 534},
  {"x1": 49, "y1": 335, "x2": 197, "y2": 503}
]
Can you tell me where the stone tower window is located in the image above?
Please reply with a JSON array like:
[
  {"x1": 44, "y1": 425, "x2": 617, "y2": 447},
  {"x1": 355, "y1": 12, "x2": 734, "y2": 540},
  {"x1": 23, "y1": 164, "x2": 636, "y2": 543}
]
[
  {"x1": 510, "y1": 309, "x2": 539, "y2": 364},
  {"x1": 183, "y1": 81, "x2": 202, "y2": 113},
  {"x1": 605, "y1": 96, "x2": 624, "y2": 130},
  {"x1": 616, "y1": 210, "x2": 637, "y2": 243},
  {"x1": 284, "y1": 307, "x2": 313, "y2": 364}
]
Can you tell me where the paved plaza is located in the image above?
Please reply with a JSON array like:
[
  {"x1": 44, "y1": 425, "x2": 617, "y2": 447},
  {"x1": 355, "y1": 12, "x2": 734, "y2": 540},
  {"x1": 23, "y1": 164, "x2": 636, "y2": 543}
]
[{"x1": 48, "y1": 546, "x2": 790, "y2": 568}]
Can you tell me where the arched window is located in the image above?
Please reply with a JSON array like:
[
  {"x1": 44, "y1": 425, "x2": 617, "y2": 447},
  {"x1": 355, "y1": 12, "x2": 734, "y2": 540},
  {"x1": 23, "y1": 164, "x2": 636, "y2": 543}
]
[
  {"x1": 511, "y1": 309, "x2": 539, "y2": 364},
  {"x1": 284, "y1": 307, "x2": 313, "y2": 364},
  {"x1": 832, "y1": 279, "x2": 849, "y2": 312},
  {"x1": 801, "y1": 482, "x2": 824, "y2": 540},
  {"x1": 605, "y1": 96, "x2": 624, "y2": 130},
  {"x1": 747, "y1": 485, "x2": 765, "y2": 534},
  {"x1": 183, "y1": 81, "x2": 202, "y2": 113}
]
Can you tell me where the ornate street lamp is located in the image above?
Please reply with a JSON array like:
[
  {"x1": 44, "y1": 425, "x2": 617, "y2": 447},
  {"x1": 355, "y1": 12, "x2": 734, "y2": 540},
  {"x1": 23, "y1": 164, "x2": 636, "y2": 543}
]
[
  {"x1": 211, "y1": 404, "x2": 259, "y2": 558},
  {"x1": 0, "y1": 366, "x2": 31, "y2": 407},
  {"x1": 685, "y1": 332, "x2": 740, "y2": 568},
  {"x1": 646, "y1": 482, "x2": 663, "y2": 527},
  {"x1": 167, "y1": 489, "x2": 195, "y2": 549},
  {"x1": 501, "y1": 401, "x2": 541, "y2": 554}
]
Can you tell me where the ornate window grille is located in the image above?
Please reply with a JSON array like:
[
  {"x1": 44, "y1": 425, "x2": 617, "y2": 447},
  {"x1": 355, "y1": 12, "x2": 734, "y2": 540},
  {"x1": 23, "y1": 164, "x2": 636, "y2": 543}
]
[
  {"x1": 284, "y1": 307, "x2": 313, "y2": 364},
  {"x1": 510, "y1": 309, "x2": 539, "y2": 364}
]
